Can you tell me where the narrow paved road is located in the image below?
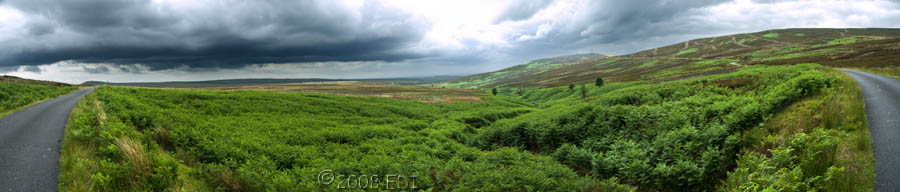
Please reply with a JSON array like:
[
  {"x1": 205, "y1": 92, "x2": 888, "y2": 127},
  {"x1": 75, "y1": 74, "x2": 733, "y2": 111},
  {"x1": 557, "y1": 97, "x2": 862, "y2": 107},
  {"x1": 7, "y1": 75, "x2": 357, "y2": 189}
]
[
  {"x1": 0, "y1": 88, "x2": 94, "y2": 192},
  {"x1": 841, "y1": 69, "x2": 900, "y2": 192}
]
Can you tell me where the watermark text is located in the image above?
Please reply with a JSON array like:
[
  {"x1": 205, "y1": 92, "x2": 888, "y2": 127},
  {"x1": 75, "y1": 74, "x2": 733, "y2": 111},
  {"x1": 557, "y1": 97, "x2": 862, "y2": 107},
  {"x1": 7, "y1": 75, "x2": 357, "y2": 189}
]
[{"x1": 317, "y1": 169, "x2": 418, "y2": 190}]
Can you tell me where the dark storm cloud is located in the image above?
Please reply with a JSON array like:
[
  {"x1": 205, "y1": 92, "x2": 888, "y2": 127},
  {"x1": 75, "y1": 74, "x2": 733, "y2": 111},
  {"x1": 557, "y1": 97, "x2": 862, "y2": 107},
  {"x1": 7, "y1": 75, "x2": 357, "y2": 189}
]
[
  {"x1": 82, "y1": 65, "x2": 110, "y2": 74},
  {"x1": 25, "y1": 22, "x2": 56, "y2": 36},
  {"x1": 0, "y1": 0, "x2": 429, "y2": 70}
]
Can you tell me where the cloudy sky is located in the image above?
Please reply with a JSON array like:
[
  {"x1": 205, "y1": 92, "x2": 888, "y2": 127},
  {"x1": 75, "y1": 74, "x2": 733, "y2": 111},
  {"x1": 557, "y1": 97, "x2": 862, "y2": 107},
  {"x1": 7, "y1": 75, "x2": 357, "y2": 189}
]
[{"x1": 1, "y1": 0, "x2": 899, "y2": 84}]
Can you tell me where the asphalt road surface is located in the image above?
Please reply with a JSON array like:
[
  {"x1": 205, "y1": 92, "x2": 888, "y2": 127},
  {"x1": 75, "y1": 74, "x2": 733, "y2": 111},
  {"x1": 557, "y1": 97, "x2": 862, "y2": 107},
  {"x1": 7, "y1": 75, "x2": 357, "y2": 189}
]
[
  {"x1": 0, "y1": 88, "x2": 94, "y2": 192},
  {"x1": 841, "y1": 69, "x2": 900, "y2": 192}
]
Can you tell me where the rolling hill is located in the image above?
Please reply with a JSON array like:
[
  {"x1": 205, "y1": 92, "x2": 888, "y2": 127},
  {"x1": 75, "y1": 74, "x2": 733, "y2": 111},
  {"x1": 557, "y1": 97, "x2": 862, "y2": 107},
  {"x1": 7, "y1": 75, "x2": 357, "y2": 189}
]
[
  {"x1": 1, "y1": 75, "x2": 71, "y2": 87},
  {"x1": 0, "y1": 76, "x2": 76, "y2": 116},
  {"x1": 442, "y1": 28, "x2": 900, "y2": 88}
]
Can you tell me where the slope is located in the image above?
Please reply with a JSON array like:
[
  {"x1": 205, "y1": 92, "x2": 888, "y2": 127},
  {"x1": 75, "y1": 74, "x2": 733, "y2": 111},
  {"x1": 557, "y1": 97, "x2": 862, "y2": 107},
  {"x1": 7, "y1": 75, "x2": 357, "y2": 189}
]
[
  {"x1": 440, "y1": 53, "x2": 607, "y2": 88},
  {"x1": 443, "y1": 28, "x2": 900, "y2": 88},
  {"x1": 0, "y1": 76, "x2": 77, "y2": 117}
]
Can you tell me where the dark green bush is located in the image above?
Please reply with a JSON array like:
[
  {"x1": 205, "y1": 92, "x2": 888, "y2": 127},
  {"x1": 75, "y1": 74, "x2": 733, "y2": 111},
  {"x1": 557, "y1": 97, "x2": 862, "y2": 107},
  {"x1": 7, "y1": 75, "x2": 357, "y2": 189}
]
[{"x1": 475, "y1": 64, "x2": 839, "y2": 190}]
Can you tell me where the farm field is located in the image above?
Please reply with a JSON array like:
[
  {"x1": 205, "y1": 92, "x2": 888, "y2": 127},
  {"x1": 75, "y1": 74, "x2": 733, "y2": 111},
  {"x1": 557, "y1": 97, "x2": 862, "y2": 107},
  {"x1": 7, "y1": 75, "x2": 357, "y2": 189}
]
[{"x1": 59, "y1": 63, "x2": 871, "y2": 191}]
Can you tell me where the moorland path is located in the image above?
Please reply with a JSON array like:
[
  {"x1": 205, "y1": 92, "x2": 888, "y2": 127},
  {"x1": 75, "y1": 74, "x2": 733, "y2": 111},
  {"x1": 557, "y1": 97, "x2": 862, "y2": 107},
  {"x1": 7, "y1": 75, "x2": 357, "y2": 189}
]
[
  {"x1": 841, "y1": 69, "x2": 900, "y2": 192},
  {"x1": 0, "y1": 87, "x2": 94, "y2": 192}
]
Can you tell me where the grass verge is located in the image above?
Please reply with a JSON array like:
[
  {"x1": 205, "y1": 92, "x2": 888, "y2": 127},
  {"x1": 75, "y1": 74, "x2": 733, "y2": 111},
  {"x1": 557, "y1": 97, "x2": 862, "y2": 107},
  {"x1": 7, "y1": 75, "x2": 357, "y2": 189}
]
[
  {"x1": 58, "y1": 91, "x2": 95, "y2": 191},
  {"x1": 851, "y1": 66, "x2": 900, "y2": 80},
  {"x1": 721, "y1": 68, "x2": 874, "y2": 191},
  {"x1": 58, "y1": 87, "x2": 213, "y2": 192}
]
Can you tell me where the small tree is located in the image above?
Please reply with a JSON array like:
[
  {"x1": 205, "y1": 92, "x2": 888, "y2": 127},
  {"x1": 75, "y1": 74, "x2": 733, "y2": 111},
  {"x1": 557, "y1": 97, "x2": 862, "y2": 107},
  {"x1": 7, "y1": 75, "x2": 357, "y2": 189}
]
[
  {"x1": 568, "y1": 84, "x2": 575, "y2": 91},
  {"x1": 581, "y1": 85, "x2": 587, "y2": 99},
  {"x1": 491, "y1": 87, "x2": 498, "y2": 96},
  {"x1": 595, "y1": 77, "x2": 604, "y2": 87}
]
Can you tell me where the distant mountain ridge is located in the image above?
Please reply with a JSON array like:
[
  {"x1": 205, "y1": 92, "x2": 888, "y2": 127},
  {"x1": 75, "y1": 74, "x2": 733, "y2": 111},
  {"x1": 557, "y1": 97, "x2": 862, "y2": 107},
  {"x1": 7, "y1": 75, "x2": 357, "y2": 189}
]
[{"x1": 442, "y1": 28, "x2": 900, "y2": 88}]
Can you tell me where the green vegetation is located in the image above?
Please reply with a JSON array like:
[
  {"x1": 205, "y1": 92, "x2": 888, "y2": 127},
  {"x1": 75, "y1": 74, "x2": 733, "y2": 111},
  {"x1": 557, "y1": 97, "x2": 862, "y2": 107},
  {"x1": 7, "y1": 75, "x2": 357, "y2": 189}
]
[
  {"x1": 719, "y1": 40, "x2": 732, "y2": 46},
  {"x1": 646, "y1": 68, "x2": 687, "y2": 78},
  {"x1": 62, "y1": 85, "x2": 638, "y2": 191},
  {"x1": 855, "y1": 66, "x2": 900, "y2": 80},
  {"x1": 442, "y1": 53, "x2": 605, "y2": 88},
  {"x1": 476, "y1": 64, "x2": 841, "y2": 191},
  {"x1": 638, "y1": 60, "x2": 659, "y2": 68},
  {"x1": 721, "y1": 71, "x2": 873, "y2": 191},
  {"x1": 595, "y1": 58, "x2": 621, "y2": 66},
  {"x1": 580, "y1": 85, "x2": 587, "y2": 99},
  {"x1": 602, "y1": 67, "x2": 622, "y2": 73},
  {"x1": 694, "y1": 59, "x2": 738, "y2": 67},
  {"x1": 59, "y1": 28, "x2": 900, "y2": 191},
  {"x1": 761, "y1": 48, "x2": 847, "y2": 61},
  {"x1": 763, "y1": 33, "x2": 779, "y2": 38},
  {"x1": 0, "y1": 82, "x2": 76, "y2": 117},
  {"x1": 811, "y1": 37, "x2": 858, "y2": 48},
  {"x1": 648, "y1": 67, "x2": 727, "y2": 79},
  {"x1": 60, "y1": 64, "x2": 853, "y2": 191},
  {"x1": 674, "y1": 48, "x2": 698, "y2": 56},
  {"x1": 751, "y1": 47, "x2": 805, "y2": 58}
]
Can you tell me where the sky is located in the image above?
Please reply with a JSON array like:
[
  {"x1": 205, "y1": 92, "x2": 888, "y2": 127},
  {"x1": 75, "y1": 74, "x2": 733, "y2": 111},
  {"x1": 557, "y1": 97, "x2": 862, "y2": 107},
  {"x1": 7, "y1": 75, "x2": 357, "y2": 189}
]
[{"x1": 1, "y1": 0, "x2": 900, "y2": 84}]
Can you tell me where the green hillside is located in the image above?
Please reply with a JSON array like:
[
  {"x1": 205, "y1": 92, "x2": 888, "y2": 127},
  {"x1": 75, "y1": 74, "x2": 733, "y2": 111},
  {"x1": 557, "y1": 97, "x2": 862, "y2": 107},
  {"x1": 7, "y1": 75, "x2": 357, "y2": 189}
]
[
  {"x1": 440, "y1": 53, "x2": 607, "y2": 88},
  {"x1": 0, "y1": 76, "x2": 75, "y2": 117},
  {"x1": 443, "y1": 28, "x2": 900, "y2": 88}
]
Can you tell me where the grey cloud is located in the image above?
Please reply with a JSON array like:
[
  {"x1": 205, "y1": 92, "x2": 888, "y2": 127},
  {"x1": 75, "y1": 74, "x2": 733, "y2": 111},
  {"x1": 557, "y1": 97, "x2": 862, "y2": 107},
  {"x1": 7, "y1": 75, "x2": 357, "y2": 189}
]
[
  {"x1": 117, "y1": 65, "x2": 147, "y2": 74},
  {"x1": 0, "y1": 66, "x2": 17, "y2": 73},
  {"x1": 571, "y1": 0, "x2": 729, "y2": 43},
  {"x1": 750, "y1": 0, "x2": 782, "y2": 3},
  {"x1": 506, "y1": 0, "x2": 730, "y2": 58},
  {"x1": 494, "y1": 0, "x2": 555, "y2": 23},
  {"x1": 0, "y1": 0, "x2": 430, "y2": 70},
  {"x1": 3, "y1": 0, "x2": 899, "y2": 81},
  {"x1": 25, "y1": 20, "x2": 55, "y2": 36},
  {"x1": 9, "y1": 0, "x2": 172, "y2": 31},
  {"x1": 83, "y1": 65, "x2": 110, "y2": 74},
  {"x1": 20, "y1": 65, "x2": 42, "y2": 73}
]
